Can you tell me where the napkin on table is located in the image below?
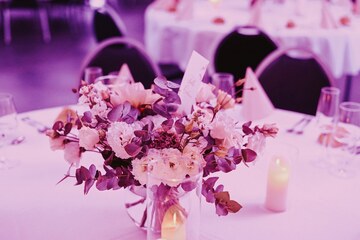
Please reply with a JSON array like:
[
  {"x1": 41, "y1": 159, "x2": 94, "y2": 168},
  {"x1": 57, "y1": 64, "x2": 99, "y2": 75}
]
[
  {"x1": 241, "y1": 67, "x2": 274, "y2": 121},
  {"x1": 320, "y1": 0, "x2": 338, "y2": 29},
  {"x1": 151, "y1": 0, "x2": 179, "y2": 12},
  {"x1": 113, "y1": 63, "x2": 135, "y2": 85}
]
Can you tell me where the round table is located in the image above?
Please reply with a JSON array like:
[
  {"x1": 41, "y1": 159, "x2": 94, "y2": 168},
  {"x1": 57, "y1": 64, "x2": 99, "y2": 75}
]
[{"x1": 1, "y1": 105, "x2": 360, "y2": 239}]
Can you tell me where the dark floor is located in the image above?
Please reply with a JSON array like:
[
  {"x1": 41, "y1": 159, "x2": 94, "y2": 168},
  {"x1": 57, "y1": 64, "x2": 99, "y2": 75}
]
[
  {"x1": 0, "y1": 1, "x2": 359, "y2": 113},
  {"x1": 0, "y1": 1, "x2": 150, "y2": 113}
]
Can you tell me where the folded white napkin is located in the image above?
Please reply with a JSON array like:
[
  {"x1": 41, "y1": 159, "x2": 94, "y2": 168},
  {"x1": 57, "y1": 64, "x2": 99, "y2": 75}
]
[
  {"x1": 151, "y1": 0, "x2": 178, "y2": 11},
  {"x1": 320, "y1": 0, "x2": 338, "y2": 29},
  {"x1": 113, "y1": 63, "x2": 135, "y2": 85},
  {"x1": 247, "y1": 0, "x2": 263, "y2": 27},
  {"x1": 241, "y1": 67, "x2": 274, "y2": 121},
  {"x1": 176, "y1": 0, "x2": 194, "y2": 20}
]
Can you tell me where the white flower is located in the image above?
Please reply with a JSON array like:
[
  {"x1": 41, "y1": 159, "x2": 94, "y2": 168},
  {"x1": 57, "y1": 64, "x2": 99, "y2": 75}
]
[
  {"x1": 49, "y1": 136, "x2": 65, "y2": 150},
  {"x1": 223, "y1": 130, "x2": 243, "y2": 150},
  {"x1": 196, "y1": 82, "x2": 216, "y2": 103},
  {"x1": 210, "y1": 111, "x2": 236, "y2": 139},
  {"x1": 91, "y1": 99, "x2": 108, "y2": 117},
  {"x1": 134, "y1": 148, "x2": 189, "y2": 187},
  {"x1": 93, "y1": 81, "x2": 108, "y2": 92},
  {"x1": 187, "y1": 106, "x2": 213, "y2": 136},
  {"x1": 131, "y1": 149, "x2": 160, "y2": 185},
  {"x1": 247, "y1": 131, "x2": 266, "y2": 154},
  {"x1": 64, "y1": 142, "x2": 81, "y2": 166},
  {"x1": 210, "y1": 111, "x2": 243, "y2": 149},
  {"x1": 183, "y1": 145, "x2": 206, "y2": 170},
  {"x1": 78, "y1": 127, "x2": 99, "y2": 150},
  {"x1": 107, "y1": 121, "x2": 139, "y2": 159}
]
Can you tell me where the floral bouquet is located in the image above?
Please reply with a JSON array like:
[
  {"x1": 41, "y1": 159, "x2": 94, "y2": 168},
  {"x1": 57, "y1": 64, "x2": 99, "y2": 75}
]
[{"x1": 47, "y1": 75, "x2": 277, "y2": 237}]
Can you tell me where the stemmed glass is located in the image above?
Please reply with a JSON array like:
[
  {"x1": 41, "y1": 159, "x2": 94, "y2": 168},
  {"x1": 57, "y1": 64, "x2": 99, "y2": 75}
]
[
  {"x1": 312, "y1": 86, "x2": 340, "y2": 168},
  {"x1": 84, "y1": 66, "x2": 103, "y2": 84},
  {"x1": 328, "y1": 102, "x2": 360, "y2": 178},
  {"x1": 0, "y1": 93, "x2": 19, "y2": 169},
  {"x1": 211, "y1": 72, "x2": 235, "y2": 98}
]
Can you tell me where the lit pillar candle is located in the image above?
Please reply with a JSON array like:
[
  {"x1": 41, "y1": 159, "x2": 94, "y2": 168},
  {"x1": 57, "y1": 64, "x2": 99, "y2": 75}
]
[
  {"x1": 264, "y1": 156, "x2": 290, "y2": 212},
  {"x1": 161, "y1": 205, "x2": 186, "y2": 240}
]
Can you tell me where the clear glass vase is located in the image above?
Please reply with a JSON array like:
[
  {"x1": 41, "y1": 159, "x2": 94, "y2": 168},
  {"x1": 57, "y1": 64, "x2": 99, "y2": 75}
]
[
  {"x1": 146, "y1": 160, "x2": 203, "y2": 240},
  {"x1": 124, "y1": 185, "x2": 148, "y2": 230}
]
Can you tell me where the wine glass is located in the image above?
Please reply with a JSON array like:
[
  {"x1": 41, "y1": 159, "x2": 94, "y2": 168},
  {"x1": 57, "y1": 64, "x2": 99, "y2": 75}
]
[
  {"x1": 0, "y1": 93, "x2": 19, "y2": 169},
  {"x1": 311, "y1": 86, "x2": 340, "y2": 168},
  {"x1": 84, "y1": 66, "x2": 103, "y2": 84},
  {"x1": 211, "y1": 72, "x2": 235, "y2": 98},
  {"x1": 328, "y1": 102, "x2": 360, "y2": 178}
]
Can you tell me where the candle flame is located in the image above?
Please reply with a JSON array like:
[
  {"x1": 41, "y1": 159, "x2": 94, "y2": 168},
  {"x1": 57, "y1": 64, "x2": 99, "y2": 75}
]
[{"x1": 173, "y1": 212, "x2": 177, "y2": 224}]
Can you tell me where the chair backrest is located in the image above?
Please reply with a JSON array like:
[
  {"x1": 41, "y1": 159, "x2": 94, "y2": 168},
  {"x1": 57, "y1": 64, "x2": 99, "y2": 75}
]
[
  {"x1": 211, "y1": 25, "x2": 278, "y2": 81},
  {"x1": 92, "y1": 3, "x2": 127, "y2": 43},
  {"x1": 255, "y1": 46, "x2": 335, "y2": 115},
  {"x1": 10, "y1": 0, "x2": 38, "y2": 8},
  {"x1": 79, "y1": 36, "x2": 162, "y2": 89}
]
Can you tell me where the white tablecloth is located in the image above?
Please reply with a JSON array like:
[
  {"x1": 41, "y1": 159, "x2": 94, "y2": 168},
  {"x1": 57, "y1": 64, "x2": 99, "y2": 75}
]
[
  {"x1": 145, "y1": 0, "x2": 360, "y2": 79},
  {"x1": 1, "y1": 105, "x2": 360, "y2": 239}
]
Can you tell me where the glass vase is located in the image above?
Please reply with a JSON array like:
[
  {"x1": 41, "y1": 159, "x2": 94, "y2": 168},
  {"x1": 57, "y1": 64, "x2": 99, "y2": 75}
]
[
  {"x1": 124, "y1": 185, "x2": 148, "y2": 230},
  {"x1": 146, "y1": 160, "x2": 203, "y2": 240}
]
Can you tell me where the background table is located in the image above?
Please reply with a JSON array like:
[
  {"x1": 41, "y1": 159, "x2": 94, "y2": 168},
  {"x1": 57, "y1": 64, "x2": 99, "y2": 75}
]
[
  {"x1": 1, "y1": 105, "x2": 360, "y2": 239},
  {"x1": 144, "y1": 0, "x2": 360, "y2": 85}
]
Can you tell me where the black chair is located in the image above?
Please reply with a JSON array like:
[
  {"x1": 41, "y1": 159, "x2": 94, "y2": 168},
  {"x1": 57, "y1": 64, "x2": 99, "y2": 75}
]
[
  {"x1": 255, "y1": 47, "x2": 335, "y2": 115},
  {"x1": 79, "y1": 36, "x2": 162, "y2": 89},
  {"x1": 211, "y1": 25, "x2": 278, "y2": 81},
  {"x1": 91, "y1": 2, "x2": 127, "y2": 43}
]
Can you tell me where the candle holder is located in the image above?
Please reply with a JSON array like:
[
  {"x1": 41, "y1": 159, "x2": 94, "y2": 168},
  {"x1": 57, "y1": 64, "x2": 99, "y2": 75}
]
[
  {"x1": 146, "y1": 159, "x2": 202, "y2": 240},
  {"x1": 264, "y1": 141, "x2": 298, "y2": 212}
]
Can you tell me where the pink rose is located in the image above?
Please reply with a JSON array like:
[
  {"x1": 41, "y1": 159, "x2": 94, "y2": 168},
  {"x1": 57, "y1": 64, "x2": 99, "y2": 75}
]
[
  {"x1": 64, "y1": 142, "x2": 81, "y2": 166},
  {"x1": 78, "y1": 127, "x2": 99, "y2": 150}
]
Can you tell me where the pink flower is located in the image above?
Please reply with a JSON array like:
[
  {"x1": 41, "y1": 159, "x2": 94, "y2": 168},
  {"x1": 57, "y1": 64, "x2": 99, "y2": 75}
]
[
  {"x1": 110, "y1": 82, "x2": 159, "y2": 108},
  {"x1": 217, "y1": 90, "x2": 235, "y2": 109},
  {"x1": 256, "y1": 123, "x2": 279, "y2": 137},
  {"x1": 78, "y1": 127, "x2": 99, "y2": 150},
  {"x1": 64, "y1": 142, "x2": 81, "y2": 166},
  {"x1": 49, "y1": 136, "x2": 65, "y2": 151}
]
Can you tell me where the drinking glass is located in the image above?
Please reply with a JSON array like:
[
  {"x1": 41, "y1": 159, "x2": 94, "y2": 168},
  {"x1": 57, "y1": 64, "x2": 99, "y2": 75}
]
[
  {"x1": 328, "y1": 102, "x2": 360, "y2": 178},
  {"x1": 312, "y1": 86, "x2": 340, "y2": 168},
  {"x1": 84, "y1": 66, "x2": 103, "y2": 84},
  {"x1": 0, "y1": 93, "x2": 19, "y2": 169},
  {"x1": 211, "y1": 72, "x2": 235, "y2": 98}
]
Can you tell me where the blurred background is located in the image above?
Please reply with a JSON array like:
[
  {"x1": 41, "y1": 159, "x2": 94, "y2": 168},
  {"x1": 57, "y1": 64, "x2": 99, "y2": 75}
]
[
  {"x1": 0, "y1": 0, "x2": 152, "y2": 112},
  {"x1": 0, "y1": 0, "x2": 359, "y2": 113}
]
